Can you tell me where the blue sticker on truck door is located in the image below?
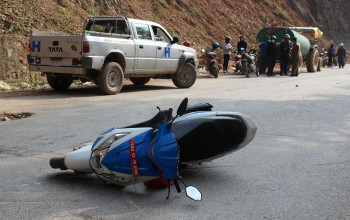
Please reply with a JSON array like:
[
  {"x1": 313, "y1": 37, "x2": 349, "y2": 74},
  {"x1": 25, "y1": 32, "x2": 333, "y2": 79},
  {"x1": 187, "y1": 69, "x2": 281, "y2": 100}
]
[{"x1": 164, "y1": 47, "x2": 170, "y2": 58}]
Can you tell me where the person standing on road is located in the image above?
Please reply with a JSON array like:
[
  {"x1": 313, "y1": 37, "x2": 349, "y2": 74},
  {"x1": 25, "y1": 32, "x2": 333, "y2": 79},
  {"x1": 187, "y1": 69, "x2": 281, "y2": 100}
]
[
  {"x1": 266, "y1": 35, "x2": 278, "y2": 77},
  {"x1": 290, "y1": 38, "x2": 300, "y2": 77},
  {"x1": 337, "y1": 43, "x2": 346, "y2": 68},
  {"x1": 328, "y1": 43, "x2": 336, "y2": 67},
  {"x1": 279, "y1": 34, "x2": 291, "y2": 76},
  {"x1": 258, "y1": 37, "x2": 270, "y2": 74},
  {"x1": 237, "y1": 36, "x2": 248, "y2": 53},
  {"x1": 223, "y1": 36, "x2": 232, "y2": 73}
]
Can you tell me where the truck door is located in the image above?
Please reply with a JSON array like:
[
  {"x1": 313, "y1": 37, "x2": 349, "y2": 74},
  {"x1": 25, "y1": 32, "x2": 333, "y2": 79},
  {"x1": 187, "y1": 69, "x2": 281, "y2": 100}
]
[
  {"x1": 133, "y1": 23, "x2": 157, "y2": 73},
  {"x1": 152, "y1": 25, "x2": 179, "y2": 74}
]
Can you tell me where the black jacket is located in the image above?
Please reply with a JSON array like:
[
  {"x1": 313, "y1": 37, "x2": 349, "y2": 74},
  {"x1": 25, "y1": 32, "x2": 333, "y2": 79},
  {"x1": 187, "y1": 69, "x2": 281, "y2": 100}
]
[
  {"x1": 337, "y1": 47, "x2": 346, "y2": 59},
  {"x1": 266, "y1": 42, "x2": 278, "y2": 59},
  {"x1": 237, "y1": 41, "x2": 247, "y2": 52},
  {"x1": 328, "y1": 46, "x2": 336, "y2": 57}
]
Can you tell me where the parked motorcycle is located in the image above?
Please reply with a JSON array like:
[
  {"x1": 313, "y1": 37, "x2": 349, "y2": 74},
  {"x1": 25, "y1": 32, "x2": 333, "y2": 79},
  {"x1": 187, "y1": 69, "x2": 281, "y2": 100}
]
[
  {"x1": 202, "y1": 49, "x2": 222, "y2": 78},
  {"x1": 234, "y1": 50, "x2": 242, "y2": 73},
  {"x1": 319, "y1": 49, "x2": 328, "y2": 68},
  {"x1": 240, "y1": 49, "x2": 259, "y2": 78},
  {"x1": 50, "y1": 98, "x2": 257, "y2": 201}
]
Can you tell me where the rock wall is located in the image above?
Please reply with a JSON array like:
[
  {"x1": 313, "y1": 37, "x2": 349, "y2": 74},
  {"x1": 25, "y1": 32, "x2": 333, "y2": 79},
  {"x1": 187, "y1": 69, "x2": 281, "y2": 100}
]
[
  {"x1": 0, "y1": 34, "x2": 31, "y2": 80},
  {"x1": 285, "y1": 0, "x2": 350, "y2": 47}
]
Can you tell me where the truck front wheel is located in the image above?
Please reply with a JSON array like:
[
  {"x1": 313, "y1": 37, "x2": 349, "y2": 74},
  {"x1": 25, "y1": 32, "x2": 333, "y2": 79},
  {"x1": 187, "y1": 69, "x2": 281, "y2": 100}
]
[
  {"x1": 129, "y1": 77, "x2": 150, "y2": 85},
  {"x1": 172, "y1": 63, "x2": 196, "y2": 88},
  {"x1": 46, "y1": 74, "x2": 73, "y2": 91},
  {"x1": 98, "y1": 62, "x2": 124, "y2": 95}
]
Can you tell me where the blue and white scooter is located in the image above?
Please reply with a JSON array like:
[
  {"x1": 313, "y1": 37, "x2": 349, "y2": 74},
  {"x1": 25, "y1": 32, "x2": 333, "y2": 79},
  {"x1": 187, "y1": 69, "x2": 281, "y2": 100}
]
[{"x1": 50, "y1": 98, "x2": 257, "y2": 201}]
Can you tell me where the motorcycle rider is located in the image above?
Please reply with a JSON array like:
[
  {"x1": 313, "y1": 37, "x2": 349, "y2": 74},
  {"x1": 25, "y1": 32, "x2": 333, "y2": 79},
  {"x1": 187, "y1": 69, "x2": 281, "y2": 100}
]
[
  {"x1": 206, "y1": 42, "x2": 220, "y2": 61},
  {"x1": 223, "y1": 36, "x2": 232, "y2": 73},
  {"x1": 266, "y1": 35, "x2": 278, "y2": 77},
  {"x1": 183, "y1": 41, "x2": 191, "y2": 47},
  {"x1": 279, "y1": 34, "x2": 291, "y2": 76},
  {"x1": 237, "y1": 36, "x2": 247, "y2": 53},
  {"x1": 212, "y1": 41, "x2": 220, "y2": 52},
  {"x1": 336, "y1": 43, "x2": 346, "y2": 68},
  {"x1": 328, "y1": 43, "x2": 336, "y2": 67}
]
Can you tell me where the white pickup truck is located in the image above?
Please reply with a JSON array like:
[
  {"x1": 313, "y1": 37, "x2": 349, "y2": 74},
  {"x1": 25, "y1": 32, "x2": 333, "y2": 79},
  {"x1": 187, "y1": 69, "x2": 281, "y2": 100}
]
[{"x1": 27, "y1": 17, "x2": 199, "y2": 94}]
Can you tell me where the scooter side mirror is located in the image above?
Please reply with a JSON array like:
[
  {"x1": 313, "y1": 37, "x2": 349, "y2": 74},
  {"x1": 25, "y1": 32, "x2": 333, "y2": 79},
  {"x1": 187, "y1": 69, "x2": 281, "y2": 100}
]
[
  {"x1": 177, "y1": 98, "x2": 188, "y2": 116},
  {"x1": 186, "y1": 186, "x2": 202, "y2": 201}
]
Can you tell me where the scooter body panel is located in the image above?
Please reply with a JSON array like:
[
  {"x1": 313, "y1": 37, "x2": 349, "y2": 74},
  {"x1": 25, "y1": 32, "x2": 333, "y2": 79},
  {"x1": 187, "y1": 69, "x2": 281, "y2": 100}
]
[
  {"x1": 148, "y1": 122, "x2": 178, "y2": 180},
  {"x1": 65, "y1": 144, "x2": 94, "y2": 173},
  {"x1": 103, "y1": 128, "x2": 161, "y2": 178}
]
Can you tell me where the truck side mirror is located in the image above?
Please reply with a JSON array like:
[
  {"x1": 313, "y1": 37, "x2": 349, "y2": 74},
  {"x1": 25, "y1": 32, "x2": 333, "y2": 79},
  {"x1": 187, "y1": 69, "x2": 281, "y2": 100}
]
[{"x1": 171, "y1": 37, "x2": 179, "y2": 44}]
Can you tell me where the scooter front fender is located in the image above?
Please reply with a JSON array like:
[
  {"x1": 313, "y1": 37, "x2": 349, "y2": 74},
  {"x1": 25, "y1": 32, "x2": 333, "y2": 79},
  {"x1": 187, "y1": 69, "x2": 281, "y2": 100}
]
[{"x1": 65, "y1": 145, "x2": 94, "y2": 173}]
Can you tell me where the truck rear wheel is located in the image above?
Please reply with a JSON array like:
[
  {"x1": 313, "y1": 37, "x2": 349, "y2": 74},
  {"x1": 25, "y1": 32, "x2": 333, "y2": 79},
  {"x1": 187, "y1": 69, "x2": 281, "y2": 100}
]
[
  {"x1": 46, "y1": 74, "x2": 73, "y2": 91},
  {"x1": 306, "y1": 48, "x2": 318, "y2": 72},
  {"x1": 172, "y1": 63, "x2": 196, "y2": 88},
  {"x1": 130, "y1": 77, "x2": 150, "y2": 85},
  {"x1": 98, "y1": 62, "x2": 124, "y2": 95}
]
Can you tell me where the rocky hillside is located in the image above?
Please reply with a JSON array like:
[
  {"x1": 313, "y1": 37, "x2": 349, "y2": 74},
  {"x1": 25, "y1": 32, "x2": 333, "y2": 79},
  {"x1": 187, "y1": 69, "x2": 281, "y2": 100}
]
[
  {"x1": 0, "y1": 0, "x2": 311, "y2": 49},
  {"x1": 285, "y1": 0, "x2": 350, "y2": 47}
]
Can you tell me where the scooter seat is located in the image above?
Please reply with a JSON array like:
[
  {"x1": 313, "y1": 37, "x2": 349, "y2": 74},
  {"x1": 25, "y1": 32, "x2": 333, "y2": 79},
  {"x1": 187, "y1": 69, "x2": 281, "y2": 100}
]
[{"x1": 173, "y1": 116, "x2": 247, "y2": 162}]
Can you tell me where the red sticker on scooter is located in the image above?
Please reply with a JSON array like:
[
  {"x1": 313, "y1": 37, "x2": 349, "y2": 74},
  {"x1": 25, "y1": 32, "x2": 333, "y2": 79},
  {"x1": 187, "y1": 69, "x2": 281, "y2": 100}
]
[{"x1": 129, "y1": 140, "x2": 139, "y2": 178}]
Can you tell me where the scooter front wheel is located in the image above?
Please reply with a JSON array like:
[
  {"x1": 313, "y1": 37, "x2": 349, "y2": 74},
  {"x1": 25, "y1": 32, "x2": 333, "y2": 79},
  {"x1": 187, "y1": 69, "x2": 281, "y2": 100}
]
[{"x1": 50, "y1": 157, "x2": 67, "y2": 170}]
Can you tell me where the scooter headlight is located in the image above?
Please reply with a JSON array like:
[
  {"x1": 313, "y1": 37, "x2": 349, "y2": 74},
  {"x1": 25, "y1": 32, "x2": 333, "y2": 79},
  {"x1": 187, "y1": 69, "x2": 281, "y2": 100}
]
[
  {"x1": 99, "y1": 133, "x2": 129, "y2": 149},
  {"x1": 90, "y1": 133, "x2": 129, "y2": 174},
  {"x1": 90, "y1": 148, "x2": 110, "y2": 174}
]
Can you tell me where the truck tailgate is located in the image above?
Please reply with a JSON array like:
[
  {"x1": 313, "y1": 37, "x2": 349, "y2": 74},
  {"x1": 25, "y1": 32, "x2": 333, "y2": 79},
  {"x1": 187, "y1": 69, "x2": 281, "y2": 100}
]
[
  {"x1": 29, "y1": 34, "x2": 84, "y2": 73},
  {"x1": 29, "y1": 35, "x2": 82, "y2": 58}
]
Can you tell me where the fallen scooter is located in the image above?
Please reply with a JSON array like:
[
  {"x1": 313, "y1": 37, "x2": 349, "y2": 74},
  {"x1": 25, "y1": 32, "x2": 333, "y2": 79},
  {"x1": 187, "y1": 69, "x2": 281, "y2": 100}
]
[{"x1": 50, "y1": 98, "x2": 257, "y2": 201}]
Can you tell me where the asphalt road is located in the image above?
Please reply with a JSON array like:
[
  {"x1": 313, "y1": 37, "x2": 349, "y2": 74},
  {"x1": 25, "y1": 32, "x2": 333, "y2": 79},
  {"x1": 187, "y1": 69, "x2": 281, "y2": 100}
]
[{"x1": 1, "y1": 67, "x2": 350, "y2": 219}]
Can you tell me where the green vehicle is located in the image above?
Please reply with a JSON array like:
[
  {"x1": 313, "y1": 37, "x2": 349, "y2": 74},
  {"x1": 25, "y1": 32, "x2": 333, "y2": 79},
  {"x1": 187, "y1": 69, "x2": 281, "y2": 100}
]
[{"x1": 256, "y1": 26, "x2": 323, "y2": 73}]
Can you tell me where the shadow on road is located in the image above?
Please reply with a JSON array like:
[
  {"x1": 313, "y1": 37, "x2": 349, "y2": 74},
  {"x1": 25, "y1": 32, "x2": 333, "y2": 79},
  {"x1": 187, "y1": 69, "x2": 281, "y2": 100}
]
[{"x1": 0, "y1": 84, "x2": 176, "y2": 98}]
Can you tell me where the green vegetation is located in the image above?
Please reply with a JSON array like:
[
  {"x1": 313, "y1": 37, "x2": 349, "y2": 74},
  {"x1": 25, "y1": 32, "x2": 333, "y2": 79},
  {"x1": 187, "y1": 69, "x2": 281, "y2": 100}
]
[
  {"x1": 154, "y1": 1, "x2": 163, "y2": 22},
  {"x1": 230, "y1": 13, "x2": 237, "y2": 20},
  {"x1": 249, "y1": 20, "x2": 262, "y2": 29},
  {"x1": 273, "y1": 2, "x2": 289, "y2": 20},
  {"x1": 263, "y1": 0, "x2": 290, "y2": 21},
  {"x1": 187, "y1": 6, "x2": 198, "y2": 16}
]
